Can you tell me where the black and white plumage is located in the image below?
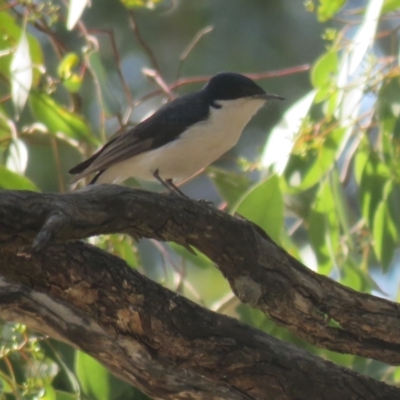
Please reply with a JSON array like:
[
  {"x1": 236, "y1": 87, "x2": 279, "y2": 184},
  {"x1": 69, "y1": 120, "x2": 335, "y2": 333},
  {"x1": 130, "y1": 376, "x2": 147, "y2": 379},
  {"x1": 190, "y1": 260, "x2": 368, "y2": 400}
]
[{"x1": 69, "y1": 72, "x2": 283, "y2": 190}]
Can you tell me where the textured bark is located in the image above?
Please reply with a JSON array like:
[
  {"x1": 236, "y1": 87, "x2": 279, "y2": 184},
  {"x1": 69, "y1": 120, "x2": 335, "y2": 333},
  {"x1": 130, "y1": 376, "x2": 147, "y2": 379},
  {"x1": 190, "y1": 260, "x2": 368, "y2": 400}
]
[
  {"x1": 0, "y1": 243, "x2": 398, "y2": 400},
  {"x1": 0, "y1": 186, "x2": 400, "y2": 399}
]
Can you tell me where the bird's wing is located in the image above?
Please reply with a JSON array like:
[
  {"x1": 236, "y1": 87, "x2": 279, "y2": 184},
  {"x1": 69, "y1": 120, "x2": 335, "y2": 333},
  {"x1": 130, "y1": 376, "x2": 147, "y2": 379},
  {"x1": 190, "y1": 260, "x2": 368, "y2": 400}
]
[{"x1": 69, "y1": 92, "x2": 210, "y2": 182}]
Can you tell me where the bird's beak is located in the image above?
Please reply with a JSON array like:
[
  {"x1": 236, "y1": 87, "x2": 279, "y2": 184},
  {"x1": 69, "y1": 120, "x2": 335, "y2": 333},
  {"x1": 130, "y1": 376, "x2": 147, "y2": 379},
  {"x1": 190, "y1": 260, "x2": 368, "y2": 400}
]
[{"x1": 253, "y1": 92, "x2": 285, "y2": 101}]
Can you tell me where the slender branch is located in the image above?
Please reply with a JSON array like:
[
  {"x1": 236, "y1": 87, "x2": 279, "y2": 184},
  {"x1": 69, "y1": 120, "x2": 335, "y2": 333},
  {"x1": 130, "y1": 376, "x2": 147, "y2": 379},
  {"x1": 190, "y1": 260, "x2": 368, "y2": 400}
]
[
  {"x1": 128, "y1": 11, "x2": 162, "y2": 74},
  {"x1": 133, "y1": 65, "x2": 310, "y2": 106}
]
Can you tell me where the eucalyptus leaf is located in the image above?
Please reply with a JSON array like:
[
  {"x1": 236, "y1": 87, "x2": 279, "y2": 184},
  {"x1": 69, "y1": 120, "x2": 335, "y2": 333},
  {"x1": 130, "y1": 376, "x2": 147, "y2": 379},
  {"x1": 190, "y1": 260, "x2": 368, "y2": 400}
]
[
  {"x1": 66, "y1": 0, "x2": 89, "y2": 30},
  {"x1": 10, "y1": 31, "x2": 32, "y2": 117},
  {"x1": 234, "y1": 175, "x2": 284, "y2": 244},
  {"x1": 0, "y1": 11, "x2": 43, "y2": 86},
  {"x1": 75, "y1": 352, "x2": 110, "y2": 400},
  {"x1": 29, "y1": 91, "x2": 97, "y2": 144},
  {"x1": 0, "y1": 166, "x2": 38, "y2": 191}
]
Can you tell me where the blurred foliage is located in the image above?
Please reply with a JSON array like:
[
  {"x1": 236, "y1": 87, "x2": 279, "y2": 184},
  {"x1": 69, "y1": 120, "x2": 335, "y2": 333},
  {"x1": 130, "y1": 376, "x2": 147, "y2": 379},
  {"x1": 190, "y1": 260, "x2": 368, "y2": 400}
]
[{"x1": 1, "y1": 0, "x2": 400, "y2": 398}]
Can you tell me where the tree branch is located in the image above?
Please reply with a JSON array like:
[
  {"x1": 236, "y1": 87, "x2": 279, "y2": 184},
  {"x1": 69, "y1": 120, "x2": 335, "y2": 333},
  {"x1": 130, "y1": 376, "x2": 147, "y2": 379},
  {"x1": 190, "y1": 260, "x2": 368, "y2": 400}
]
[
  {"x1": 1, "y1": 186, "x2": 400, "y2": 365},
  {"x1": 0, "y1": 240, "x2": 398, "y2": 399}
]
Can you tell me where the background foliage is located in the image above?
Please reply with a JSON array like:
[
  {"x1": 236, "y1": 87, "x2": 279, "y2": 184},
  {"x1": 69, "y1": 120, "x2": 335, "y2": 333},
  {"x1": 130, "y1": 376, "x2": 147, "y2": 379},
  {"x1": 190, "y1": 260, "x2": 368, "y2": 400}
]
[{"x1": 1, "y1": 0, "x2": 400, "y2": 398}]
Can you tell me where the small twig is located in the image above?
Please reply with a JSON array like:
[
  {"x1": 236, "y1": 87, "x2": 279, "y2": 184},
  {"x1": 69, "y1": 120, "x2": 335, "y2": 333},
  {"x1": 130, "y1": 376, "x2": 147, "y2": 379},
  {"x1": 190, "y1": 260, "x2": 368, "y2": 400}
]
[
  {"x1": 0, "y1": 94, "x2": 11, "y2": 103},
  {"x1": 88, "y1": 28, "x2": 133, "y2": 106},
  {"x1": 128, "y1": 11, "x2": 162, "y2": 75},
  {"x1": 143, "y1": 68, "x2": 175, "y2": 100},
  {"x1": 176, "y1": 26, "x2": 213, "y2": 80},
  {"x1": 0, "y1": 1, "x2": 18, "y2": 12},
  {"x1": 9, "y1": 3, "x2": 68, "y2": 58},
  {"x1": 133, "y1": 65, "x2": 310, "y2": 107}
]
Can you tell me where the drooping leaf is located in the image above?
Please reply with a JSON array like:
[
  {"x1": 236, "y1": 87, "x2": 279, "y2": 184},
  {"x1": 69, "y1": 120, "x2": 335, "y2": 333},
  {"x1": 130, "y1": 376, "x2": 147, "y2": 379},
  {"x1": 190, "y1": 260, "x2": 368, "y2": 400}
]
[
  {"x1": 0, "y1": 166, "x2": 38, "y2": 191},
  {"x1": 75, "y1": 352, "x2": 110, "y2": 400},
  {"x1": 359, "y1": 153, "x2": 390, "y2": 228},
  {"x1": 86, "y1": 51, "x2": 121, "y2": 116},
  {"x1": 336, "y1": 0, "x2": 383, "y2": 128},
  {"x1": 234, "y1": 175, "x2": 284, "y2": 244},
  {"x1": 373, "y1": 182, "x2": 398, "y2": 269},
  {"x1": 29, "y1": 91, "x2": 97, "y2": 144},
  {"x1": 353, "y1": 137, "x2": 369, "y2": 185},
  {"x1": 207, "y1": 166, "x2": 251, "y2": 206},
  {"x1": 311, "y1": 50, "x2": 339, "y2": 103},
  {"x1": 0, "y1": 376, "x2": 13, "y2": 393},
  {"x1": 41, "y1": 383, "x2": 57, "y2": 400},
  {"x1": 0, "y1": 113, "x2": 11, "y2": 141},
  {"x1": 377, "y1": 77, "x2": 400, "y2": 170},
  {"x1": 0, "y1": 11, "x2": 43, "y2": 86},
  {"x1": 66, "y1": 0, "x2": 89, "y2": 30},
  {"x1": 55, "y1": 391, "x2": 79, "y2": 400},
  {"x1": 169, "y1": 242, "x2": 213, "y2": 270},
  {"x1": 284, "y1": 127, "x2": 346, "y2": 191},
  {"x1": 262, "y1": 91, "x2": 316, "y2": 174},
  {"x1": 308, "y1": 175, "x2": 340, "y2": 275},
  {"x1": 10, "y1": 30, "x2": 32, "y2": 117},
  {"x1": 312, "y1": 51, "x2": 338, "y2": 88},
  {"x1": 346, "y1": 0, "x2": 384, "y2": 75},
  {"x1": 5, "y1": 138, "x2": 28, "y2": 174}
]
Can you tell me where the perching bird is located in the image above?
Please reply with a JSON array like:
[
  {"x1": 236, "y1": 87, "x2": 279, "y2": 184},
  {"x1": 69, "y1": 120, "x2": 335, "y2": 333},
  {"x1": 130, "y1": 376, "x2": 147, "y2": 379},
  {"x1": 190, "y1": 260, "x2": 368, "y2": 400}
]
[{"x1": 69, "y1": 72, "x2": 283, "y2": 194}]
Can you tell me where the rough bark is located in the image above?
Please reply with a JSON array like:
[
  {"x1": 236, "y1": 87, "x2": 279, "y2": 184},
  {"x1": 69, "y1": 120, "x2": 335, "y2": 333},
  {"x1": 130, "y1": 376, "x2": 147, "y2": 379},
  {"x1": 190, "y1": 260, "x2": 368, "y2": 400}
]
[
  {"x1": 0, "y1": 242, "x2": 398, "y2": 400},
  {"x1": 0, "y1": 186, "x2": 399, "y2": 399}
]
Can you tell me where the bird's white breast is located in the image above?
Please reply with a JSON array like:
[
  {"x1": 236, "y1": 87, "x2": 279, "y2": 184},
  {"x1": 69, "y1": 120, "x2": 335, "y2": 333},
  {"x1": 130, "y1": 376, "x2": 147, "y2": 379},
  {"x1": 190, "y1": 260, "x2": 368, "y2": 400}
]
[{"x1": 97, "y1": 97, "x2": 265, "y2": 184}]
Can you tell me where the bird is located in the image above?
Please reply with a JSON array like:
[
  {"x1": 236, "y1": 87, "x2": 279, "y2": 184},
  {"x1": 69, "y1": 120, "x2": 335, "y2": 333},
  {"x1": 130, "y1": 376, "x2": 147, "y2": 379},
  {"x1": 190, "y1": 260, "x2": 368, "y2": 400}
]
[{"x1": 69, "y1": 72, "x2": 284, "y2": 194}]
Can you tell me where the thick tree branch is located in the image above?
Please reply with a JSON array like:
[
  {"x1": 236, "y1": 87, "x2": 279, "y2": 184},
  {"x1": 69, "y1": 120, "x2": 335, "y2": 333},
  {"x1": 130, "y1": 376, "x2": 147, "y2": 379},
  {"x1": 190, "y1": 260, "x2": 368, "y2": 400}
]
[
  {"x1": 0, "y1": 241, "x2": 398, "y2": 399},
  {"x1": 1, "y1": 186, "x2": 400, "y2": 365}
]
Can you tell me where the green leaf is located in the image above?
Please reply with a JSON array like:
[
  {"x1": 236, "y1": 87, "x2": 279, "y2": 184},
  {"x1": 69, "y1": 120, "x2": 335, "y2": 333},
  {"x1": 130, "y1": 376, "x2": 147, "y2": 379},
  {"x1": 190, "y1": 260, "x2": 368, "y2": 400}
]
[
  {"x1": 382, "y1": 0, "x2": 400, "y2": 14},
  {"x1": 378, "y1": 77, "x2": 400, "y2": 169},
  {"x1": 29, "y1": 91, "x2": 97, "y2": 144},
  {"x1": 66, "y1": 0, "x2": 89, "y2": 30},
  {"x1": 359, "y1": 154, "x2": 390, "y2": 228},
  {"x1": 308, "y1": 176, "x2": 340, "y2": 275},
  {"x1": 5, "y1": 138, "x2": 28, "y2": 174},
  {"x1": 75, "y1": 352, "x2": 110, "y2": 400},
  {"x1": 10, "y1": 30, "x2": 32, "y2": 117},
  {"x1": 0, "y1": 11, "x2": 43, "y2": 86},
  {"x1": 373, "y1": 182, "x2": 398, "y2": 269},
  {"x1": 330, "y1": 167, "x2": 352, "y2": 244},
  {"x1": 284, "y1": 127, "x2": 346, "y2": 191},
  {"x1": 312, "y1": 50, "x2": 339, "y2": 104},
  {"x1": 262, "y1": 91, "x2": 315, "y2": 174},
  {"x1": 317, "y1": 0, "x2": 346, "y2": 21},
  {"x1": 169, "y1": 243, "x2": 213, "y2": 269},
  {"x1": 55, "y1": 391, "x2": 79, "y2": 400},
  {"x1": 120, "y1": 0, "x2": 162, "y2": 9},
  {"x1": 353, "y1": 137, "x2": 369, "y2": 185},
  {"x1": 57, "y1": 53, "x2": 83, "y2": 93},
  {"x1": 311, "y1": 50, "x2": 338, "y2": 88},
  {"x1": 207, "y1": 166, "x2": 251, "y2": 206},
  {"x1": 41, "y1": 383, "x2": 57, "y2": 400},
  {"x1": 86, "y1": 51, "x2": 121, "y2": 116},
  {"x1": 233, "y1": 175, "x2": 284, "y2": 244},
  {"x1": 0, "y1": 114, "x2": 11, "y2": 141},
  {"x1": 378, "y1": 77, "x2": 400, "y2": 134},
  {"x1": 0, "y1": 376, "x2": 13, "y2": 393},
  {"x1": 0, "y1": 166, "x2": 39, "y2": 191}
]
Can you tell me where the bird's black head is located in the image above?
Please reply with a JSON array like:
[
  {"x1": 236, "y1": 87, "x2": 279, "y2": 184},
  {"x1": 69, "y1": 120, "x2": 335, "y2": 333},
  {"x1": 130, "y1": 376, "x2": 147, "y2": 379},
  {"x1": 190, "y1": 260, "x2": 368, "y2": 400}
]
[{"x1": 203, "y1": 72, "x2": 267, "y2": 102}]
